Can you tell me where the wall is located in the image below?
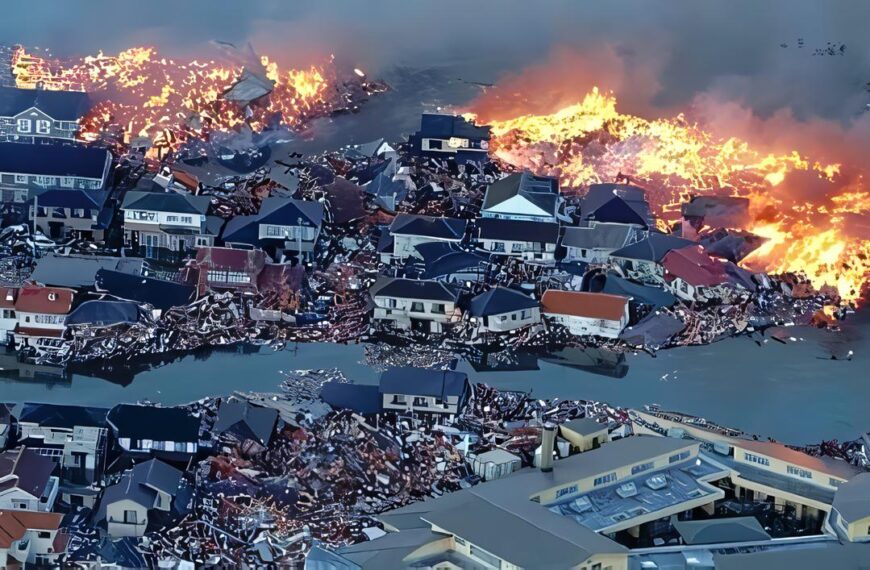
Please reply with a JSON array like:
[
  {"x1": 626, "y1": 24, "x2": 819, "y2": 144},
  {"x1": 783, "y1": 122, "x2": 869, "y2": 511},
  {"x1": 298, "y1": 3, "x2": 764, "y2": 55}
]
[
  {"x1": 106, "y1": 498, "x2": 149, "y2": 537},
  {"x1": 479, "y1": 307, "x2": 540, "y2": 332},
  {"x1": 545, "y1": 312, "x2": 627, "y2": 339}
]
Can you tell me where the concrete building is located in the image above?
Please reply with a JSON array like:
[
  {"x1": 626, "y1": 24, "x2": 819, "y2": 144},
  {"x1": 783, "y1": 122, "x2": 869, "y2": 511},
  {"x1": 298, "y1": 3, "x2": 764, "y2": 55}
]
[
  {"x1": 541, "y1": 290, "x2": 630, "y2": 339},
  {"x1": 560, "y1": 418, "x2": 610, "y2": 453},
  {"x1": 370, "y1": 277, "x2": 462, "y2": 334}
]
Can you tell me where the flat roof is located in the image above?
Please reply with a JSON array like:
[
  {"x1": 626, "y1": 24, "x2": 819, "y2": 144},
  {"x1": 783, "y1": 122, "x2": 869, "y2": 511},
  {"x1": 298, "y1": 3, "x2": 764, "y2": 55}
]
[{"x1": 734, "y1": 440, "x2": 862, "y2": 480}]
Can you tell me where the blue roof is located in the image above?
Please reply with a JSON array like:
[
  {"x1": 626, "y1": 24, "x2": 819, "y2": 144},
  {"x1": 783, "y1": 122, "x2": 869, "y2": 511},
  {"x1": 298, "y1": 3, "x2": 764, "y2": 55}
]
[
  {"x1": 121, "y1": 191, "x2": 210, "y2": 215},
  {"x1": 31, "y1": 188, "x2": 110, "y2": 209},
  {"x1": 371, "y1": 277, "x2": 461, "y2": 302},
  {"x1": 0, "y1": 86, "x2": 91, "y2": 121},
  {"x1": 320, "y1": 382, "x2": 383, "y2": 415},
  {"x1": 468, "y1": 287, "x2": 539, "y2": 317},
  {"x1": 419, "y1": 114, "x2": 491, "y2": 140},
  {"x1": 390, "y1": 214, "x2": 467, "y2": 240},
  {"x1": 0, "y1": 142, "x2": 109, "y2": 179},
  {"x1": 95, "y1": 269, "x2": 195, "y2": 311},
  {"x1": 581, "y1": 184, "x2": 653, "y2": 227},
  {"x1": 223, "y1": 197, "x2": 324, "y2": 245},
  {"x1": 595, "y1": 273, "x2": 677, "y2": 308},
  {"x1": 610, "y1": 233, "x2": 695, "y2": 262},
  {"x1": 379, "y1": 367, "x2": 469, "y2": 399},
  {"x1": 65, "y1": 300, "x2": 140, "y2": 327}
]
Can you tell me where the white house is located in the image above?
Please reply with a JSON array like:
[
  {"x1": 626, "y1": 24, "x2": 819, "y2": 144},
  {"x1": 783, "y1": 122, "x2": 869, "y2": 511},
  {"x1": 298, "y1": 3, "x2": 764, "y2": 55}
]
[
  {"x1": 562, "y1": 223, "x2": 638, "y2": 264},
  {"x1": 12, "y1": 285, "x2": 74, "y2": 353},
  {"x1": 0, "y1": 142, "x2": 111, "y2": 204},
  {"x1": 121, "y1": 190, "x2": 218, "y2": 261},
  {"x1": 379, "y1": 368, "x2": 472, "y2": 418},
  {"x1": 0, "y1": 448, "x2": 60, "y2": 512},
  {"x1": 386, "y1": 214, "x2": 467, "y2": 261},
  {"x1": 0, "y1": 510, "x2": 67, "y2": 567},
  {"x1": 467, "y1": 286, "x2": 541, "y2": 334},
  {"x1": 0, "y1": 287, "x2": 16, "y2": 345},
  {"x1": 370, "y1": 277, "x2": 462, "y2": 334},
  {"x1": 541, "y1": 290, "x2": 630, "y2": 339},
  {"x1": 481, "y1": 170, "x2": 562, "y2": 223},
  {"x1": 476, "y1": 218, "x2": 559, "y2": 263}
]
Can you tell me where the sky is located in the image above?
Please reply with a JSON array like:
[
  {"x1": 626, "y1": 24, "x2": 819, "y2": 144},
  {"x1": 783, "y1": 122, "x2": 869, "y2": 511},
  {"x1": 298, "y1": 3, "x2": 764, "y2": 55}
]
[{"x1": 1, "y1": 0, "x2": 867, "y2": 125}]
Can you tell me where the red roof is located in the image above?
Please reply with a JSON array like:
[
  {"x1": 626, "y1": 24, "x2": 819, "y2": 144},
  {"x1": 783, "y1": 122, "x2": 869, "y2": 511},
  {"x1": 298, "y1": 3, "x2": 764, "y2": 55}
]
[
  {"x1": 15, "y1": 326, "x2": 64, "y2": 338},
  {"x1": 13, "y1": 286, "x2": 74, "y2": 314},
  {"x1": 0, "y1": 288, "x2": 16, "y2": 309},
  {"x1": 541, "y1": 290, "x2": 629, "y2": 321},
  {"x1": 662, "y1": 245, "x2": 728, "y2": 287},
  {"x1": 0, "y1": 510, "x2": 63, "y2": 548}
]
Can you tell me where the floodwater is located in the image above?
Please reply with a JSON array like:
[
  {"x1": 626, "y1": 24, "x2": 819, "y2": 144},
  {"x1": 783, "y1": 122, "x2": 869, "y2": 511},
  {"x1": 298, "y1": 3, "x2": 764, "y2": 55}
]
[{"x1": 1, "y1": 66, "x2": 867, "y2": 446}]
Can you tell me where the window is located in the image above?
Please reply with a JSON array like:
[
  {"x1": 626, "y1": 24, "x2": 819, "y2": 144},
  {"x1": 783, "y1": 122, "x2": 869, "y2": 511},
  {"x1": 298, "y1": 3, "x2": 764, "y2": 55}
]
[
  {"x1": 469, "y1": 544, "x2": 500, "y2": 567},
  {"x1": 520, "y1": 309, "x2": 532, "y2": 319},
  {"x1": 680, "y1": 281, "x2": 689, "y2": 294},
  {"x1": 36, "y1": 119, "x2": 51, "y2": 134},
  {"x1": 511, "y1": 242, "x2": 524, "y2": 253},
  {"x1": 787, "y1": 465, "x2": 813, "y2": 479},
  {"x1": 743, "y1": 452, "x2": 770, "y2": 466},
  {"x1": 166, "y1": 215, "x2": 179, "y2": 223},
  {"x1": 594, "y1": 472, "x2": 617, "y2": 486},
  {"x1": 454, "y1": 536, "x2": 466, "y2": 546},
  {"x1": 180, "y1": 216, "x2": 193, "y2": 224},
  {"x1": 426, "y1": 139, "x2": 443, "y2": 150},
  {"x1": 175, "y1": 441, "x2": 186, "y2": 452},
  {"x1": 556, "y1": 484, "x2": 578, "y2": 498},
  {"x1": 123, "y1": 510, "x2": 138, "y2": 524},
  {"x1": 410, "y1": 302, "x2": 425, "y2": 312},
  {"x1": 431, "y1": 303, "x2": 446, "y2": 314},
  {"x1": 15, "y1": 174, "x2": 28, "y2": 184},
  {"x1": 491, "y1": 242, "x2": 505, "y2": 253},
  {"x1": 38, "y1": 531, "x2": 51, "y2": 539},
  {"x1": 17, "y1": 118, "x2": 31, "y2": 133},
  {"x1": 669, "y1": 450, "x2": 691, "y2": 464},
  {"x1": 631, "y1": 461, "x2": 654, "y2": 475}
]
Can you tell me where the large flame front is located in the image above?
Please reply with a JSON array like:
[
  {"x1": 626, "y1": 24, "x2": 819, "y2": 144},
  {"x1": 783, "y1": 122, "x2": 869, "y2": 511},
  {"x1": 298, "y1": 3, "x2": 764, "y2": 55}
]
[
  {"x1": 11, "y1": 46, "x2": 337, "y2": 151},
  {"x1": 466, "y1": 88, "x2": 870, "y2": 303}
]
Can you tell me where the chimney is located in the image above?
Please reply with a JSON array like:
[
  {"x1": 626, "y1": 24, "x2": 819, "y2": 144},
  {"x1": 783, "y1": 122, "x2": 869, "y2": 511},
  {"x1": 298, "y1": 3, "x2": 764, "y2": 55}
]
[{"x1": 540, "y1": 423, "x2": 556, "y2": 472}]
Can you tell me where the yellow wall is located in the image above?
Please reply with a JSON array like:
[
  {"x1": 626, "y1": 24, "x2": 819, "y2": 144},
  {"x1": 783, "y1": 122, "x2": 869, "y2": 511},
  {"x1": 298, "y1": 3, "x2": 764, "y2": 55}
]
[{"x1": 560, "y1": 425, "x2": 608, "y2": 452}]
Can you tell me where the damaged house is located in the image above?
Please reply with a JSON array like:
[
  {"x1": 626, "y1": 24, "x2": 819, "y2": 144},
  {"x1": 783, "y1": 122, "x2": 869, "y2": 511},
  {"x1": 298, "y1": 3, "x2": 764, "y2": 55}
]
[
  {"x1": 0, "y1": 447, "x2": 59, "y2": 512},
  {"x1": 222, "y1": 197, "x2": 324, "y2": 261},
  {"x1": 370, "y1": 277, "x2": 462, "y2": 334},
  {"x1": 661, "y1": 244, "x2": 742, "y2": 303},
  {"x1": 185, "y1": 246, "x2": 266, "y2": 296},
  {"x1": 0, "y1": 85, "x2": 90, "y2": 142},
  {"x1": 481, "y1": 170, "x2": 563, "y2": 223},
  {"x1": 384, "y1": 214, "x2": 467, "y2": 262},
  {"x1": 562, "y1": 223, "x2": 639, "y2": 265},
  {"x1": 579, "y1": 183, "x2": 653, "y2": 229},
  {"x1": 120, "y1": 191, "x2": 219, "y2": 262},
  {"x1": 609, "y1": 232, "x2": 695, "y2": 285},
  {"x1": 541, "y1": 290, "x2": 630, "y2": 339},
  {"x1": 12, "y1": 285, "x2": 75, "y2": 353},
  {"x1": 409, "y1": 113, "x2": 491, "y2": 163},
  {"x1": 476, "y1": 218, "x2": 559, "y2": 263},
  {"x1": 0, "y1": 510, "x2": 67, "y2": 567},
  {"x1": 467, "y1": 286, "x2": 541, "y2": 334},
  {"x1": 106, "y1": 405, "x2": 202, "y2": 465}
]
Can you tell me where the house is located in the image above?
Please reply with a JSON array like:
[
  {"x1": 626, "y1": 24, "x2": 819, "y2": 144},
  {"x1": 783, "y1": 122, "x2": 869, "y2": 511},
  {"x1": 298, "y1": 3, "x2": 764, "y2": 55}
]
[
  {"x1": 106, "y1": 405, "x2": 201, "y2": 464},
  {"x1": 0, "y1": 510, "x2": 67, "y2": 567},
  {"x1": 379, "y1": 368, "x2": 472, "y2": 417},
  {"x1": 408, "y1": 113, "x2": 491, "y2": 163},
  {"x1": 65, "y1": 300, "x2": 140, "y2": 332},
  {"x1": 0, "y1": 85, "x2": 90, "y2": 142},
  {"x1": 559, "y1": 418, "x2": 609, "y2": 453},
  {"x1": 476, "y1": 218, "x2": 559, "y2": 262},
  {"x1": 12, "y1": 285, "x2": 75, "y2": 352},
  {"x1": 95, "y1": 459, "x2": 189, "y2": 538},
  {"x1": 580, "y1": 183, "x2": 653, "y2": 229},
  {"x1": 541, "y1": 290, "x2": 630, "y2": 339},
  {"x1": 30, "y1": 187, "x2": 113, "y2": 241},
  {"x1": 29, "y1": 253, "x2": 144, "y2": 289},
  {"x1": 363, "y1": 172, "x2": 408, "y2": 213},
  {"x1": 0, "y1": 288, "x2": 16, "y2": 345},
  {"x1": 609, "y1": 232, "x2": 695, "y2": 284},
  {"x1": 0, "y1": 447, "x2": 59, "y2": 512},
  {"x1": 481, "y1": 170, "x2": 562, "y2": 222},
  {"x1": 16, "y1": 403, "x2": 109, "y2": 490},
  {"x1": 562, "y1": 223, "x2": 639, "y2": 264},
  {"x1": 0, "y1": 405, "x2": 12, "y2": 450},
  {"x1": 185, "y1": 246, "x2": 266, "y2": 296},
  {"x1": 661, "y1": 244, "x2": 739, "y2": 302},
  {"x1": 370, "y1": 277, "x2": 462, "y2": 334},
  {"x1": 212, "y1": 399, "x2": 279, "y2": 450},
  {"x1": 470, "y1": 448, "x2": 522, "y2": 482},
  {"x1": 320, "y1": 382, "x2": 384, "y2": 416},
  {"x1": 416, "y1": 242, "x2": 487, "y2": 284},
  {"x1": 120, "y1": 190, "x2": 220, "y2": 262},
  {"x1": 95, "y1": 269, "x2": 196, "y2": 314},
  {"x1": 467, "y1": 286, "x2": 540, "y2": 334},
  {"x1": 829, "y1": 473, "x2": 870, "y2": 542},
  {"x1": 222, "y1": 197, "x2": 324, "y2": 261},
  {"x1": 386, "y1": 214, "x2": 467, "y2": 261},
  {"x1": 0, "y1": 141, "x2": 111, "y2": 204}
]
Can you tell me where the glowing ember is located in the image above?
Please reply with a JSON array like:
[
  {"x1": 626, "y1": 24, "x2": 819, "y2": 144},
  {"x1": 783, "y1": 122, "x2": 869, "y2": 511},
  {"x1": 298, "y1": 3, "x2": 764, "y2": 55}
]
[
  {"x1": 11, "y1": 46, "x2": 343, "y2": 153},
  {"x1": 466, "y1": 88, "x2": 869, "y2": 303}
]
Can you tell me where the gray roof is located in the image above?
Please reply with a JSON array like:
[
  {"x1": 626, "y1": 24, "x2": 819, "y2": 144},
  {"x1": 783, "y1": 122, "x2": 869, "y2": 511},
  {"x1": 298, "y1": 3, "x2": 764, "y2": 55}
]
[
  {"x1": 389, "y1": 214, "x2": 467, "y2": 240},
  {"x1": 562, "y1": 224, "x2": 635, "y2": 250},
  {"x1": 832, "y1": 472, "x2": 870, "y2": 522},
  {"x1": 482, "y1": 171, "x2": 559, "y2": 215},
  {"x1": 370, "y1": 277, "x2": 461, "y2": 302},
  {"x1": 468, "y1": 287, "x2": 538, "y2": 317},
  {"x1": 337, "y1": 529, "x2": 444, "y2": 569},
  {"x1": 0, "y1": 86, "x2": 91, "y2": 121},
  {"x1": 65, "y1": 300, "x2": 140, "y2": 327},
  {"x1": 96, "y1": 459, "x2": 183, "y2": 521},
  {"x1": 379, "y1": 368, "x2": 469, "y2": 399},
  {"x1": 477, "y1": 218, "x2": 559, "y2": 242},
  {"x1": 30, "y1": 254, "x2": 143, "y2": 288},
  {"x1": 610, "y1": 233, "x2": 695, "y2": 263},
  {"x1": 580, "y1": 183, "x2": 652, "y2": 227},
  {"x1": 213, "y1": 400, "x2": 279, "y2": 445},
  {"x1": 131, "y1": 459, "x2": 183, "y2": 496},
  {"x1": 673, "y1": 516, "x2": 770, "y2": 545},
  {"x1": 713, "y1": 541, "x2": 870, "y2": 570},
  {"x1": 121, "y1": 191, "x2": 211, "y2": 215},
  {"x1": 560, "y1": 417, "x2": 607, "y2": 437}
]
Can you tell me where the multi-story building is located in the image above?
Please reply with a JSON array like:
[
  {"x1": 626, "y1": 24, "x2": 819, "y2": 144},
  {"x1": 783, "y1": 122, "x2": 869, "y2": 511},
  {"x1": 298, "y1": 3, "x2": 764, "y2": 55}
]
[
  {"x1": 0, "y1": 447, "x2": 59, "y2": 512},
  {"x1": 0, "y1": 86, "x2": 90, "y2": 142},
  {"x1": 370, "y1": 277, "x2": 462, "y2": 334},
  {"x1": 12, "y1": 286, "x2": 75, "y2": 353},
  {"x1": 0, "y1": 142, "x2": 111, "y2": 204}
]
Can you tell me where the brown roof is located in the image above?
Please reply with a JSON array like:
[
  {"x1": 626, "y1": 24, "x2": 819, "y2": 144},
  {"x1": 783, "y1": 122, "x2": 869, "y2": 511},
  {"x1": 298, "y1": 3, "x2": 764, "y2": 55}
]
[
  {"x1": 13, "y1": 286, "x2": 74, "y2": 315},
  {"x1": 14, "y1": 326, "x2": 64, "y2": 338},
  {"x1": 0, "y1": 510, "x2": 63, "y2": 548},
  {"x1": 734, "y1": 440, "x2": 863, "y2": 480},
  {"x1": 0, "y1": 447, "x2": 57, "y2": 499},
  {"x1": 0, "y1": 288, "x2": 16, "y2": 309},
  {"x1": 662, "y1": 245, "x2": 728, "y2": 287},
  {"x1": 541, "y1": 290, "x2": 629, "y2": 321}
]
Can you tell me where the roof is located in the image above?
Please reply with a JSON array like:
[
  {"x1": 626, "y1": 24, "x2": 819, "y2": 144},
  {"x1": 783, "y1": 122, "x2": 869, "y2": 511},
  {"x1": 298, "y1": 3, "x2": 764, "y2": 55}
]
[
  {"x1": 560, "y1": 417, "x2": 607, "y2": 437},
  {"x1": 580, "y1": 183, "x2": 652, "y2": 227},
  {"x1": 30, "y1": 254, "x2": 143, "y2": 288},
  {"x1": 29, "y1": 187, "x2": 110, "y2": 209},
  {"x1": 379, "y1": 368, "x2": 469, "y2": 399},
  {"x1": 734, "y1": 440, "x2": 863, "y2": 480},
  {"x1": 610, "y1": 232, "x2": 695, "y2": 263},
  {"x1": 0, "y1": 510, "x2": 63, "y2": 549},
  {"x1": 13, "y1": 285, "x2": 74, "y2": 314},
  {"x1": 482, "y1": 171, "x2": 560, "y2": 214},
  {"x1": 591, "y1": 272, "x2": 677, "y2": 308},
  {"x1": 320, "y1": 382, "x2": 383, "y2": 415},
  {"x1": 477, "y1": 218, "x2": 559, "y2": 242},
  {"x1": 0, "y1": 287, "x2": 16, "y2": 309},
  {"x1": 713, "y1": 541, "x2": 870, "y2": 570},
  {"x1": 468, "y1": 287, "x2": 538, "y2": 317},
  {"x1": 107, "y1": 404, "x2": 200, "y2": 442},
  {"x1": 195, "y1": 246, "x2": 265, "y2": 274},
  {"x1": 833, "y1": 472, "x2": 870, "y2": 522},
  {"x1": 323, "y1": 177, "x2": 366, "y2": 224},
  {"x1": 18, "y1": 403, "x2": 109, "y2": 429},
  {"x1": 121, "y1": 190, "x2": 210, "y2": 215},
  {"x1": 417, "y1": 244, "x2": 486, "y2": 279},
  {"x1": 389, "y1": 214, "x2": 466, "y2": 240},
  {"x1": 662, "y1": 245, "x2": 729, "y2": 287},
  {"x1": 541, "y1": 290, "x2": 629, "y2": 321},
  {"x1": 476, "y1": 448, "x2": 522, "y2": 464},
  {"x1": 95, "y1": 269, "x2": 195, "y2": 312},
  {"x1": 65, "y1": 300, "x2": 140, "y2": 327},
  {"x1": 0, "y1": 86, "x2": 91, "y2": 121},
  {"x1": 0, "y1": 447, "x2": 56, "y2": 499},
  {"x1": 673, "y1": 516, "x2": 770, "y2": 545},
  {"x1": 337, "y1": 528, "x2": 446, "y2": 569},
  {"x1": 364, "y1": 173, "x2": 408, "y2": 213},
  {"x1": 562, "y1": 223, "x2": 636, "y2": 250},
  {"x1": 130, "y1": 459, "x2": 183, "y2": 496},
  {"x1": 370, "y1": 277, "x2": 461, "y2": 302},
  {"x1": 213, "y1": 400, "x2": 279, "y2": 445},
  {"x1": 0, "y1": 142, "x2": 109, "y2": 179},
  {"x1": 418, "y1": 113, "x2": 491, "y2": 140}
]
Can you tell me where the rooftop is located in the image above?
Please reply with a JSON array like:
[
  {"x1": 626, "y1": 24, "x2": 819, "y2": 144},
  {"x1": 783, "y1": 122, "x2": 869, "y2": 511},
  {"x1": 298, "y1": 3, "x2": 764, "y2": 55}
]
[
  {"x1": 0, "y1": 86, "x2": 91, "y2": 121},
  {"x1": 371, "y1": 277, "x2": 461, "y2": 302},
  {"x1": 389, "y1": 214, "x2": 467, "y2": 240},
  {"x1": 468, "y1": 286, "x2": 538, "y2": 317},
  {"x1": 0, "y1": 141, "x2": 109, "y2": 179},
  {"x1": 541, "y1": 290, "x2": 629, "y2": 321}
]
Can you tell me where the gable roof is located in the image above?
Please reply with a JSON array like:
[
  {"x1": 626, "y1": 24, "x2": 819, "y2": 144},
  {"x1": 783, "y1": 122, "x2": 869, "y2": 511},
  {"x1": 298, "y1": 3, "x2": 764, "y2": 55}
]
[
  {"x1": 0, "y1": 447, "x2": 56, "y2": 499},
  {"x1": 590, "y1": 272, "x2": 677, "y2": 308},
  {"x1": 30, "y1": 254, "x2": 143, "y2": 289},
  {"x1": 477, "y1": 218, "x2": 559, "y2": 242},
  {"x1": 389, "y1": 214, "x2": 467, "y2": 240},
  {"x1": 130, "y1": 459, "x2": 183, "y2": 496},
  {"x1": 0, "y1": 510, "x2": 63, "y2": 548},
  {"x1": 213, "y1": 400, "x2": 279, "y2": 445},
  {"x1": 0, "y1": 142, "x2": 109, "y2": 179},
  {"x1": 468, "y1": 287, "x2": 538, "y2": 317},
  {"x1": 121, "y1": 191, "x2": 210, "y2": 215},
  {"x1": 65, "y1": 300, "x2": 140, "y2": 327},
  {"x1": 95, "y1": 269, "x2": 196, "y2": 312},
  {"x1": 482, "y1": 171, "x2": 560, "y2": 214},
  {"x1": 13, "y1": 286, "x2": 74, "y2": 314},
  {"x1": 562, "y1": 224, "x2": 636, "y2": 250},
  {"x1": 18, "y1": 403, "x2": 109, "y2": 429},
  {"x1": 370, "y1": 277, "x2": 461, "y2": 302},
  {"x1": 541, "y1": 290, "x2": 629, "y2": 321},
  {"x1": 195, "y1": 246, "x2": 266, "y2": 274},
  {"x1": 107, "y1": 404, "x2": 200, "y2": 442},
  {"x1": 222, "y1": 198, "x2": 323, "y2": 244},
  {"x1": 0, "y1": 86, "x2": 91, "y2": 121},
  {"x1": 833, "y1": 472, "x2": 870, "y2": 522},
  {"x1": 581, "y1": 183, "x2": 652, "y2": 227},
  {"x1": 662, "y1": 245, "x2": 730, "y2": 287},
  {"x1": 673, "y1": 516, "x2": 770, "y2": 545},
  {"x1": 379, "y1": 368, "x2": 469, "y2": 399},
  {"x1": 610, "y1": 232, "x2": 695, "y2": 263}
]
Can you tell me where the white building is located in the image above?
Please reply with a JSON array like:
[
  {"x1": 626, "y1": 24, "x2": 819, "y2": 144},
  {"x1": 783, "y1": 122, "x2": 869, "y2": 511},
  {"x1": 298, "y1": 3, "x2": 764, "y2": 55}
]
[
  {"x1": 476, "y1": 218, "x2": 559, "y2": 263},
  {"x1": 379, "y1": 368, "x2": 472, "y2": 418},
  {"x1": 0, "y1": 510, "x2": 67, "y2": 567},
  {"x1": 0, "y1": 287, "x2": 16, "y2": 345},
  {"x1": 467, "y1": 286, "x2": 541, "y2": 334},
  {"x1": 370, "y1": 277, "x2": 462, "y2": 334},
  {"x1": 541, "y1": 290, "x2": 630, "y2": 339},
  {"x1": 481, "y1": 170, "x2": 562, "y2": 223},
  {"x1": 0, "y1": 448, "x2": 60, "y2": 512},
  {"x1": 12, "y1": 286, "x2": 74, "y2": 353},
  {"x1": 386, "y1": 214, "x2": 467, "y2": 261}
]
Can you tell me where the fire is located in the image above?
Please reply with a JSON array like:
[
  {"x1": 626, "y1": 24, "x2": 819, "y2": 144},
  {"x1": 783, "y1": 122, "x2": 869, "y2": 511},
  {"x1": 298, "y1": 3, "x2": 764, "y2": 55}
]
[
  {"x1": 466, "y1": 88, "x2": 870, "y2": 303},
  {"x1": 11, "y1": 46, "x2": 338, "y2": 152}
]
